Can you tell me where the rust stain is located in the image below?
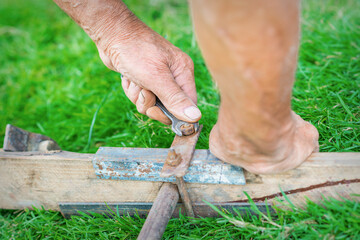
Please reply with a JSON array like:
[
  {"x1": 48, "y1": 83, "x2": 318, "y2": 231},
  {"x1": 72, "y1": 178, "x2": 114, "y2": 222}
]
[
  {"x1": 97, "y1": 163, "x2": 103, "y2": 170},
  {"x1": 165, "y1": 149, "x2": 182, "y2": 167},
  {"x1": 122, "y1": 172, "x2": 136, "y2": 178},
  {"x1": 161, "y1": 125, "x2": 202, "y2": 178},
  {"x1": 230, "y1": 178, "x2": 360, "y2": 203},
  {"x1": 138, "y1": 167, "x2": 152, "y2": 174},
  {"x1": 180, "y1": 123, "x2": 196, "y2": 136}
]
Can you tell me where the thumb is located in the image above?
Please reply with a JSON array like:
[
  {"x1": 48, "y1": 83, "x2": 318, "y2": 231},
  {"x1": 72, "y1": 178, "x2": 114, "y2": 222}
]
[{"x1": 153, "y1": 78, "x2": 201, "y2": 123}]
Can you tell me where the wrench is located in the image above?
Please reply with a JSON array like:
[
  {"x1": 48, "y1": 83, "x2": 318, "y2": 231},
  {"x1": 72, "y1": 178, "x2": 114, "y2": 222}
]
[
  {"x1": 155, "y1": 98, "x2": 199, "y2": 136},
  {"x1": 120, "y1": 74, "x2": 199, "y2": 136}
]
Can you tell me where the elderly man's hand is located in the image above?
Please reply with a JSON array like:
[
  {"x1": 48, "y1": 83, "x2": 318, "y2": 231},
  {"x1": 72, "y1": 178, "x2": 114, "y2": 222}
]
[
  {"x1": 54, "y1": 0, "x2": 201, "y2": 124},
  {"x1": 96, "y1": 22, "x2": 201, "y2": 124}
]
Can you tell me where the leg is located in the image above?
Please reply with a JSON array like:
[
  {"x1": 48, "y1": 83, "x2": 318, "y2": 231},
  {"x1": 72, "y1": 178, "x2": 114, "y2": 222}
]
[{"x1": 189, "y1": 0, "x2": 319, "y2": 174}]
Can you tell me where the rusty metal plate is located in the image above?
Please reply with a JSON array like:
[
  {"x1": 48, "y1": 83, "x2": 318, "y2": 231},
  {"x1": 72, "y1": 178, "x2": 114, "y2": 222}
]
[
  {"x1": 59, "y1": 202, "x2": 273, "y2": 218},
  {"x1": 92, "y1": 147, "x2": 246, "y2": 185}
]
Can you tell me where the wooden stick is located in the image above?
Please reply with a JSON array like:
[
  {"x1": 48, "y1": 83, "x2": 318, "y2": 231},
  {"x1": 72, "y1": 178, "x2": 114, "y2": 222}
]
[
  {"x1": 137, "y1": 183, "x2": 179, "y2": 240},
  {"x1": 0, "y1": 150, "x2": 359, "y2": 211}
]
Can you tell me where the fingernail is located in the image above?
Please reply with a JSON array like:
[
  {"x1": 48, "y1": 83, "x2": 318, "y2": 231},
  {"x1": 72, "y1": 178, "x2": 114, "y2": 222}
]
[
  {"x1": 184, "y1": 106, "x2": 201, "y2": 120},
  {"x1": 139, "y1": 91, "x2": 145, "y2": 104}
]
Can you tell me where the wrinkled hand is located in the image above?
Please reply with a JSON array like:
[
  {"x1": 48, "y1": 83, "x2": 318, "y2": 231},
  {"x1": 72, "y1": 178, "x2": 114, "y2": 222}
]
[{"x1": 96, "y1": 19, "x2": 201, "y2": 124}]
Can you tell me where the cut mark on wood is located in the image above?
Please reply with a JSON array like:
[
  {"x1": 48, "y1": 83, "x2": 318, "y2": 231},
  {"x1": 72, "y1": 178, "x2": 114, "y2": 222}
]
[{"x1": 230, "y1": 178, "x2": 360, "y2": 203}]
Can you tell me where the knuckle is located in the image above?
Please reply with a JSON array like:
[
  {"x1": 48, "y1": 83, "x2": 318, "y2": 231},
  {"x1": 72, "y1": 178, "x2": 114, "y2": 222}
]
[
  {"x1": 176, "y1": 52, "x2": 194, "y2": 71},
  {"x1": 127, "y1": 96, "x2": 137, "y2": 104},
  {"x1": 126, "y1": 87, "x2": 139, "y2": 104},
  {"x1": 98, "y1": 50, "x2": 112, "y2": 69},
  {"x1": 165, "y1": 90, "x2": 188, "y2": 107},
  {"x1": 171, "y1": 51, "x2": 194, "y2": 71},
  {"x1": 128, "y1": 94, "x2": 138, "y2": 104},
  {"x1": 106, "y1": 45, "x2": 124, "y2": 72},
  {"x1": 184, "y1": 54, "x2": 194, "y2": 69},
  {"x1": 136, "y1": 104, "x2": 147, "y2": 115}
]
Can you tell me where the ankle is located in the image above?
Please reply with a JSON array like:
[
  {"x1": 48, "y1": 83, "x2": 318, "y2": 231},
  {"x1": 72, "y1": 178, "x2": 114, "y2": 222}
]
[
  {"x1": 209, "y1": 111, "x2": 319, "y2": 174},
  {"x1": 217, "y1": 111, "x2": 295, "y2": 156}
]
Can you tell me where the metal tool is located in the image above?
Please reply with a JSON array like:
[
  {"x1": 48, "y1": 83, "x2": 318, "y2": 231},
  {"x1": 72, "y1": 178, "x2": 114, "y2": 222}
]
[
  {"x1": 59, "y1": 202, "x2": 273, "y2": 219},
  {"x1": 3, "y1": 124, "x2": 61, "y2": 152},
  {"x1": 162, "y1": 127, "x2": 202, "y2": 218},
  {"x1": 93, "y1": 94, "x2": 240, "y2": 238},
  {"x1": 137, "y1": 125, "x2": 201, "y2": 239},
  {"x1": 155, "y1": 97, "x2": 199, "y2": 136},
  {"x1": 120, "y1": 73, "x2": 198, "y2": 136}
]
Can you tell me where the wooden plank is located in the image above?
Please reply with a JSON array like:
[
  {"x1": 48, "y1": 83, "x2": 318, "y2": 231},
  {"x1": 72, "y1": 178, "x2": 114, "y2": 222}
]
[{"x1": 0, "y1": 150, "x2": 359, "y2": 211}]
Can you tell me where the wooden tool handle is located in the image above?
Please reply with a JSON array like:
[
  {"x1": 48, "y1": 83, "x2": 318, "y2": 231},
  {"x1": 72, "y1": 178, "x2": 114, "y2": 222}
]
[{"x1": 137, "y1": 183, "x2": 179, "y2": 240}]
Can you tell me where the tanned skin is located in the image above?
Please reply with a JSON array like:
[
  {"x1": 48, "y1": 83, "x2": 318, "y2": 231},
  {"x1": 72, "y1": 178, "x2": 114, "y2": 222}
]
[{"x1": 54, "y1": 0, "x2": 319, "y2": 174}]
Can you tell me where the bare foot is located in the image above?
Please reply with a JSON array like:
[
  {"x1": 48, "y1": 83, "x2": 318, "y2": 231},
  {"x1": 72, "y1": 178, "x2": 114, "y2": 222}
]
[{"x1": 209, "y1": 110, "x2": 319, "y2": 174}]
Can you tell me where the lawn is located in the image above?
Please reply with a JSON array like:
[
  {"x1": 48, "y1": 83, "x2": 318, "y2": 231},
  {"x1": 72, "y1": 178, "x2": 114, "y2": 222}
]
[{"x1": 0, "y1": 0, "x2": 359, "y2": 239}]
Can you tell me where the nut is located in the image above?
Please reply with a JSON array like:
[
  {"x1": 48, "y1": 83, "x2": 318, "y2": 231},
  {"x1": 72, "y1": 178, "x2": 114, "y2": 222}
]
[{"x1": 165, "y1": 149, "x2": 182, "y2": 167}]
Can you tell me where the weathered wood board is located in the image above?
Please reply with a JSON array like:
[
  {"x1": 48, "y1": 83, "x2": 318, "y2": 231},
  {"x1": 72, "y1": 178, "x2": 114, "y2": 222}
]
[{"x1": 0, "y1": 149, "x2": 359, "y2": 211}]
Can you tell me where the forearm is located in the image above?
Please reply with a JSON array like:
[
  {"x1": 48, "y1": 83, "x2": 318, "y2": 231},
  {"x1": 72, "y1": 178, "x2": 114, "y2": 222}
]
[{"x1": 53, "y1": 0, "x2": 145, "y2": 48}]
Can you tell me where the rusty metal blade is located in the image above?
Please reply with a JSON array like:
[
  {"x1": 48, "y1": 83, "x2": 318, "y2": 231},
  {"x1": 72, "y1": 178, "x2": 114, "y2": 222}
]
[
  {"x1": 4, "y1": 124, "x2": 61, "y2": 152},
  {"x1": 176, "y1": 176, "x2": 195, "y2": 217},
  {"x1": 160, "y1": 125, "x2": 202, "y2": 178},
  {"x1": 160, "y1": 125, "x2": 203, "y2": 218}
]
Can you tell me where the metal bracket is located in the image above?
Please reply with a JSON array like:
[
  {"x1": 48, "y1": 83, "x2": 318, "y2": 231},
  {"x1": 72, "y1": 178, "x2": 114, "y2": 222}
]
[{"x1": 58, "y1": 202, "x2": 274, "y2": 219}]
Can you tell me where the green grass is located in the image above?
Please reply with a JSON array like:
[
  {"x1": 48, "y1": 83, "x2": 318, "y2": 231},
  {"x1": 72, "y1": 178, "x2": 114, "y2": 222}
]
[
  {"x1": 1, "y1": 196, "x2": 359, "y2": 239},
  {"x1": 0, "y1": 0, "x2": 359, "y2": 239}
]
